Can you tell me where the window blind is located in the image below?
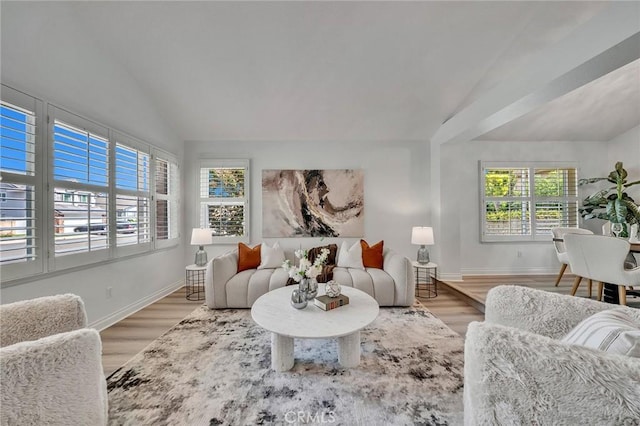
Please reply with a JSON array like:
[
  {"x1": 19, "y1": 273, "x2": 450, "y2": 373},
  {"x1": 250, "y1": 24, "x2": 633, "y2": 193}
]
[
  {"x1": 115, "y1": 142, "x2": 151, "y2": 248},
  {"x1": 199, "y1": 162, "x2": 249, "y2": 241},
  {"x1": 0, "y1": 101, "x2": 38, "y2": 267},
  {"x1": 481, "y1": 163, "x2": 578, "y2": 242},
  {"x1": 155, "y1": 157, "x2": 179, "y2": 241}
]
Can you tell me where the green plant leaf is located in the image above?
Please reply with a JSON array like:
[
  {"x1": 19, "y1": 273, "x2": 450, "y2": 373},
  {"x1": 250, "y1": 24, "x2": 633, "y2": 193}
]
[
  {"x1": 578, "y1": 177, "x2": 609, "y2": 186},
  {"x1": 607, "y1": 198, "x2": 628, "y2": 223},
  {"x1": 615, "y1": 162, "x2": 628, "y2": 181},
  {"x1": 624, "y1": 179, "x2": 640, "y2": 188},
  {"x1": 623, "y1": 199, "x2": 640, "y2": 225}
]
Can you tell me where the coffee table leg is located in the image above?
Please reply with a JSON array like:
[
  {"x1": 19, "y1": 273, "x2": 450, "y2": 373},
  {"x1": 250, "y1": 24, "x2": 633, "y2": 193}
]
[
  {"x1": 271, "y1": 333, "x2": 294, "y2": 372},
  {"x1": 338, "y1": 331, "x2": 360, "y2": 368}
]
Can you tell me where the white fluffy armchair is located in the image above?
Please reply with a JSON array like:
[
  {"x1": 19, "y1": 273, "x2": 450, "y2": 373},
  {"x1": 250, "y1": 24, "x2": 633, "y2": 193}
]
[
  {"x1": 464, "y1": 286, "x2": 640, "y2": 425},
  {"x1": 0, "y1": 294, "x2": 108, "y2": 425}
]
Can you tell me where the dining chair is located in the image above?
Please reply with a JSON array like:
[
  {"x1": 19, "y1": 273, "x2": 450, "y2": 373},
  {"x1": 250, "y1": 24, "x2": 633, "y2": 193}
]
[
  {"x1": 551, "y1": 227, "x2": 594, "y2": 289},
  {"x1": 564, "y1": 234, "x2": 640, "y2": 305}
]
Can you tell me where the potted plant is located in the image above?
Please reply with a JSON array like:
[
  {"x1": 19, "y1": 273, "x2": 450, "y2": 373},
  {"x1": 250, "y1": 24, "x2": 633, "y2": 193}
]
[{"x1": 579, "y1": 162, "x2": 640, "y2": 237}]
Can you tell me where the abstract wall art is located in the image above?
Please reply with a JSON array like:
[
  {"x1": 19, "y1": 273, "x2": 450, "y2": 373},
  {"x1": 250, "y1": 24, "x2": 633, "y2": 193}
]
[{"x1": 262, "y1": 169, "x2": 364, "y2": 237}]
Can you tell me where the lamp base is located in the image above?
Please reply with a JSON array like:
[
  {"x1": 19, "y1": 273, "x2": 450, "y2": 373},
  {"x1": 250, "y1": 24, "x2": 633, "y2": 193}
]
[
  {"x1": 194, "y1": 246, "x2": 208, "y2": 267},
  {"x1": 416, "y1": 245, "x2": 430, "y2": 264}
]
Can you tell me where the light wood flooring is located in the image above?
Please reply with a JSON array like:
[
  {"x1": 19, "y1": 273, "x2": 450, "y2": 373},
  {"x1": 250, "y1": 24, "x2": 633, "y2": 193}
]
[
  {"x1": 100, "y1": 289, "x2": 199, "y2": 377},
  {"x1": 100, "y1": 274, "x2": 638, "y2": 376}
]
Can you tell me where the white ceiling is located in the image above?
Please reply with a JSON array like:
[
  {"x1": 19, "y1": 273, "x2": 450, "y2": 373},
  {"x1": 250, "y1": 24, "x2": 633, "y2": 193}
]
[
  {"x1": 476, "y1": 59, "x2": 640, "y2": 141},
  {"x1": 5, "y1": 1, "x2": 639, "y2": 143}
]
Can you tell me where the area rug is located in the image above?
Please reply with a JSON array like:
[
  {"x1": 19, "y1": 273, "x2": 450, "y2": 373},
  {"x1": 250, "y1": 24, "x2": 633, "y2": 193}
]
[{"x1": 107, "y1": 303, "x2": 464, "y2": 425}]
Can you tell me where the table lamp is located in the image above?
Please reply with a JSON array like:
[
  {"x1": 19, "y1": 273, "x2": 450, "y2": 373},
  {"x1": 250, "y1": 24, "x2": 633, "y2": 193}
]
[
  {"x1": 411, "y1": 226, "x2": 434, "y2": 264},
  {"x1": 191, "y1": 228, "x2": 212, "y2": 266}
]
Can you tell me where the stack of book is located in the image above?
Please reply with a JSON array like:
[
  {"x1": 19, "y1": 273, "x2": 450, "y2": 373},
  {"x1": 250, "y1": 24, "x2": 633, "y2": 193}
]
[{"x1": 314, "y1": 294, "x2": 350, "y2": 311}]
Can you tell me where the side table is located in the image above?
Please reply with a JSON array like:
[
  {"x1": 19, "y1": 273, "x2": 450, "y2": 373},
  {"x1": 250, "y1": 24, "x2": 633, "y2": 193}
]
[
  {"x1": 412, "y1": 261, "x2": 438, "y2": 298},
  {"x1": 185, "y1": 264, "x2": 206, "y2": 301}
]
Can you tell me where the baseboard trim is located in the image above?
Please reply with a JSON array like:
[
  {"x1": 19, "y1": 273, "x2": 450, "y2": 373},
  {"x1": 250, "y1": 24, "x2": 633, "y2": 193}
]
[
  {"x1": 438, "y1": 272, "x2": 463, "y2": 282},
  {"x1": 460, "y1": 267, "x2": 557, "y2": 275},
  {"x1": 90, "y1": 279, "x2": 185, "y2": 331}
]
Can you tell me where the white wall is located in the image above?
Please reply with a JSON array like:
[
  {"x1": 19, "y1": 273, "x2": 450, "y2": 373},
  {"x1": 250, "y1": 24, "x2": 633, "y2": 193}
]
[
  {"x1": 1, "y1": 2, "x2": 185, "y2": 328},
  {"x1": 607, "y1": 125, "x2": 640, "y2": 202},
  {"x1": 437, "y1": 140, "x2": 607, "y2": 277},
  {"x1": 183, "y1": 140, "x2": 430, "y2": 263}
]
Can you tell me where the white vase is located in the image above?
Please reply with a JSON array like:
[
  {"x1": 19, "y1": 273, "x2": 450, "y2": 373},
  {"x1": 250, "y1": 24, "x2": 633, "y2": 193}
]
[{"x1": 629, "y1": 223, "x2": 639, "y2": 242}]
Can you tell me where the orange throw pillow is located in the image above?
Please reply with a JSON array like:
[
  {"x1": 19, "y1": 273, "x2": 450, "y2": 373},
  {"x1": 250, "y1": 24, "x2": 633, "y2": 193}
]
[
  {"x1": 360, "y1": 240, "x2": 384, "y2": 269},
  {"x1": 238, "y1": 243, "x2": 261, "y2": 272}
]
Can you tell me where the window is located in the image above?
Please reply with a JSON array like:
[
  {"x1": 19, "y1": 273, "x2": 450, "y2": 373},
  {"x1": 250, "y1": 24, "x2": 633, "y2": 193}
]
[
  {"x1": 480, "y1": 162, "x2": 578, "y2": 242},
  {"x1": 199, "y1": 160, "x2": 249, "y2": 243},
  {"x1": 0, "y1": 86, "x2": 43, "y2": 280},
  {"x1": 51, "y1": 107, "x2": 110, "y2": 268},
  {"x1": 114, "y1": 133, "x2": 151, "y2": 253},
  {"x1": 155, "y1": 153, "x2": 180, "y2": 247},
  {"x1": 1, "y1": 84, "x2": 182, "y2": 283}
]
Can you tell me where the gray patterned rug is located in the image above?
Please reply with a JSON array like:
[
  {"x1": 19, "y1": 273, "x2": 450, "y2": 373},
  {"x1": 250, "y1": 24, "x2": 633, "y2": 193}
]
[{"x1": 107, "y1": 302, "x2": 464, "y2": 425}]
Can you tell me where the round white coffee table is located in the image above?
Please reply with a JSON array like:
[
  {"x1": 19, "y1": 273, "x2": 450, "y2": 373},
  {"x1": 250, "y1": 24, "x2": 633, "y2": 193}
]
[{"x1": 251, "y1": 284, "x2": 379, "y2": 371}]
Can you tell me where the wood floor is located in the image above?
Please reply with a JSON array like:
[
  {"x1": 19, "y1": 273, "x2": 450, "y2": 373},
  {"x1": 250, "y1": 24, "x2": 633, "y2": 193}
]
[
  {"x1": 100, "y1": 274, "x2": 638, "y2": 376},
  {"x1": 100, "y1": 288, "x2": 199, "y2": 376}
]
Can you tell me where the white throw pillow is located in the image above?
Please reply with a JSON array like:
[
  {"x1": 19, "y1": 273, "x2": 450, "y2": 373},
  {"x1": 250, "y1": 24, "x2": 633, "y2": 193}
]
[
  {"x1": 337, "y1": 241, "x2": 365, "y2": 270},
  {"x1": 257, "y1": 242, "x2": 285, "y2": 269},
  {"x1": 561, "y1": 309, "x2": 640, "y2": 358}
]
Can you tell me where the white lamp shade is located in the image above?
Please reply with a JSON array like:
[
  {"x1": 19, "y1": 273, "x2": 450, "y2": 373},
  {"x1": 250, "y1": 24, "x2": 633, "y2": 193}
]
[
  {"x1": 191, "y1": 228, "x2": 212, "y2": 246},
  {"x1": 411, "y1": 226, "x2": 434, "y2": 245}
]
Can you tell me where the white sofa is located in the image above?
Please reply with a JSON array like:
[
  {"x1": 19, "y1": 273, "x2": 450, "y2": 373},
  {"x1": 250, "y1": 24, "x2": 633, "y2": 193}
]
[
  {"x1": 0, "y1": 294, "x2": 108, "y2": 425},
  {"x1": 205, "y1": 248, "x2": 414, "y2": 308},
  {"x1": 464, "y1": 286, "x2": 640, "y2": 425}
]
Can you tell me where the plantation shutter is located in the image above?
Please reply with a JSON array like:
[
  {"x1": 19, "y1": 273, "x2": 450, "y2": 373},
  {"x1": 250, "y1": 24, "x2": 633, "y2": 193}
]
[
  {"x1": 0, "y1": 98, "x2": 39, "y2": 271},
  {"x1": 52, "y1": 114, "x2": 109, "y2": 259},
  {"x1": 115, "y1": 134, "x2": 152, "y2": 252},
  {"x1": 481, "y1": 162, "x2": 579, "y2": 242},
  {"x1": 155, "y1": 155, "x2": 179, "y2": 244},
  {"x1": 199, "y1": 160, "x2": 249, "y2": 243}
]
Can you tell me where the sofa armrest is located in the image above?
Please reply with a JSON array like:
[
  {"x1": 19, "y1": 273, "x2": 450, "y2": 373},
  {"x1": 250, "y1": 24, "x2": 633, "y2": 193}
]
[
  {"x1": 464, "y1": 321, "x2": 640, "y2": 425},
  {"x1": 484, "y1": 285, "x2": 626, "y2": 339},
  {"x1": 0, "y1": 294, "x2": 87, "y2": 347},
  {"x1": 0, "y1": 328, "x2": 108, "y2": 425},
  {"x1": 382, "y1": 250, "x2": 415, "y2": 306},
  {"x1": 205, "y1": 250, "x2": 239, "y2": 309}
]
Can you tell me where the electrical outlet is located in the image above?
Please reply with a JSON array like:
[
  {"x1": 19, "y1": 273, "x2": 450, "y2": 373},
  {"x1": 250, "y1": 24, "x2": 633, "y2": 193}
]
[
  {"x1": 517, "y1": 251, "x2": 523, "y2": 258},
  {"x1": 106, "y1": 287, "x2": 113, "y2": 298}
]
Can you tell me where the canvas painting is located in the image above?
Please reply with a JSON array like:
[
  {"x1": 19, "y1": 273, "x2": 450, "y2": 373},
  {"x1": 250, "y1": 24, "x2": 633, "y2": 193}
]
[{"x1": 262, "y1": 169, "x2": 364, "y2": 237}]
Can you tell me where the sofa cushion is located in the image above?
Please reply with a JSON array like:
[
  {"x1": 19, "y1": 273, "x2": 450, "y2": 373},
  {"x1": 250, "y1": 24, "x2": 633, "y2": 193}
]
[
  {"x1": 361, "y1": 239, "x2": 384, "y2": 269},
  {"x1": 337, "y1": 241, "x2": 364, "y2": 270},
  {"x1": 258, "y1": 242, "x2": 285, "y2": 269},
  {"x1": 238, "y1": 243, "x2": 261, "y2": 272},
  {"x1": 561, "y1": 308, "x2": 640, "y2": 357}
]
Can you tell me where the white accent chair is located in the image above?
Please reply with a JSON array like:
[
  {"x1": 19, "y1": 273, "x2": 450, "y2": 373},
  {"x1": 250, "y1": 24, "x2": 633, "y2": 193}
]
[
  {"x1": 564, "y1": 234, "x2": 640, "y2": 305},
  {"x1": 464, "y1": 286, "x2": 640, "y2": 424},
  {"x1": 0, "y1": 294, "x2": 108, "y2": 425},
  {"x1": 551, "y1": 227, "x2": 593, "y2": 289}
]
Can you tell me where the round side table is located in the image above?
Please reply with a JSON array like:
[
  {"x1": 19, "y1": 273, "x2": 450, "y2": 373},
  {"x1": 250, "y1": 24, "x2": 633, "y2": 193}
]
[
  {"x1": 185, "y1": 264, "x2": 206, "y2": 301},
  {"x1": 412, "y1": 261, "x2": 438, "y2": 298}
]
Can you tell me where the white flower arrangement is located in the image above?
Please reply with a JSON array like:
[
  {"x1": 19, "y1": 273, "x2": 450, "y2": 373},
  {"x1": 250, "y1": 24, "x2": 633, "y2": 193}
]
[{"x1": 282, "y1": 248, "x2": 330, "y2": 282}]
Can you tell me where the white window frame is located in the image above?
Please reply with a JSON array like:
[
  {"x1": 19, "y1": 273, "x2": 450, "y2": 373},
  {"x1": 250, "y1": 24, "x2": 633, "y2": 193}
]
[
  {"x1": 112, "y1": 131, "x2": 153, "y2": 257},
  {"x1": 1, "y1": 84, "x2": 183, "y2": 285},
  {"x1": 49, "y1": 105, "x2": 111, "y2": 270},
  {"x1": 198, "y1": 159, "x2": 250, "y2": 244},
  {"x1": 154, "y1": 149, "x2": 180, "y2": 249},
  {"x1": 0, "y1": 86, "x2": 45, "y2": 281},
  {"x1": 480, "y1": 161, "x2": 579, "y2": 242}
]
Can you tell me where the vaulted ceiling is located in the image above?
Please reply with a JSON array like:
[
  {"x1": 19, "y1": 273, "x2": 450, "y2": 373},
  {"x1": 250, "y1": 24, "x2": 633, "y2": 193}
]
[{"x1": 2, "y1": 1, "x2": 638, "y2": 143}]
